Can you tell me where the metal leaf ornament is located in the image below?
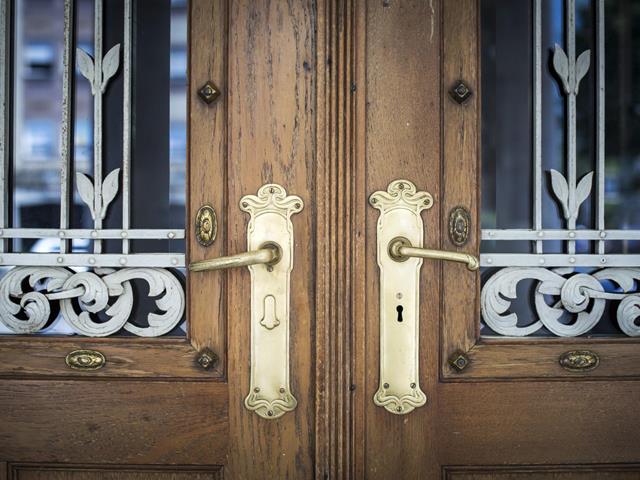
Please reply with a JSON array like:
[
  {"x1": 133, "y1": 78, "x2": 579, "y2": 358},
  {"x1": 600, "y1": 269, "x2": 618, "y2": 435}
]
[
  {"x1": 76, "y1": 48, "x2": 96, "y2": 95},
  {"x1": 101, "y1": 44, "x2": 121, "y2": 93},
  {"x1": 76, "y1": 44, "x2": 121, "y2": 96},
  {"x1": 100, "y1": 168, "x2": 121, "y2": 219},
  {"x1": 574, "y1": 50, "x2": 591, "y2": 95},
  {"x1": 552, "y1": 43, "x2": 591, "y2": 96},
  {"x1": 549, "y1": 169, "x2": 593, "y2": 224},
  {"x1": 575, "y1": 171, "x2": 594, "y2": 208},
  {"x1": 76, "y1": 172, "x2": 96, "y2": 219},
  {"x1": 552, "y1": 44, "x2": 570, "y2": 94},
  {"x1": 549, "y1": 169, "x2": 570, "y2": 220}
]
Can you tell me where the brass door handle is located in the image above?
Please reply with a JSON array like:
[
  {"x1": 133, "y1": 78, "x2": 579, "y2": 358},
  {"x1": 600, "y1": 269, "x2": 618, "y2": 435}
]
[
  {"x1": 369, "y1": 179, "x2": 478, "y2": 415},
  {"x1": 388, "y1": 237, "x2": 479, "y2": 271},
  {"x1": 189, "y1": 242, "x2": 282, "y2": 272},
  {"x1": 189, "y1": 184, "x2": 303, "y2": 420}
]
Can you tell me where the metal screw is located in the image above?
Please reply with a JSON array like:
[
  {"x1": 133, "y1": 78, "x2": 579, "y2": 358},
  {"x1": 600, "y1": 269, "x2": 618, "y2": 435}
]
[
  {"x1": 267, "y1": 410, "x2": 274, "y2": 417},
  {"x1": 196, "y1": 349, "x2": 217, "y2": 370},
  {"x1": 198, "y1": 81, "x2": 221, "y2": 104},
  {"x1": 410, "y1": 382, "x2": 416, "y2": 389},
  {"x1": 295, "y1": 202, "x2": 301, "y2": 209},
  {"x1": 449, "y1": 80, "x2": 473, "y2": 104},
  {"x1": 254, "y1": 387, "x2": 260, "y2": 393},
  {"x1": 449, "y1": 351, "x2": 470, "y2": 372},
  {"x1": 279, "y1": 387, "x2": 285, "y2": 393},
  {"x1": 396, "y1": 406, "x2": 402, "y2": 413},
  {"x1": 383, "y1": 382, "x2": 389, "y2": 389}
]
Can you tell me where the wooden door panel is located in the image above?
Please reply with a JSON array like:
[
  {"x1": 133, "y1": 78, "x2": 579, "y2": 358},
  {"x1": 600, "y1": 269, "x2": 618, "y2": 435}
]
[
  {"x1": 352, "y1": 0, "x2": 640, "y2": 477},
  {"x1": 355, "y1": 0, "x2": 442, "y2": 478},
  {"x1": 2, "y1": 0, "x2": 318, "y2": 476},
  {"x1": 0, "y1": 381, "x2": 228, "y2": 465},
  {"x1": 224, "y1": 0, "x2": 315, "y2": 475},
  {"x1": 8, "y1": 467, "x2": 223, "y2": 480},
  {"x1": 437, "y1": 382, "x2": 640, "y2": 466},
  {"x1": 443, "y1": 467, "x2": 640, "y2": 480}
]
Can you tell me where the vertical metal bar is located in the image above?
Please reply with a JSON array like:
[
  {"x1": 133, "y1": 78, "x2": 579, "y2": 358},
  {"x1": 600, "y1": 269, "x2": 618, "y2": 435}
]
[
  {"x1": 122, "y1": 0, "x2": 132, "y2": 254},
  {"x1": 0, "y1": 0, "x2": 11, "y2": 254},
  {"x1": 93, "y1": 0, "x2": 103, "y2": 253},
  {"x1": 533, "y1": 0, "x2": 542, "y2": 254},
  {"x1": 60, "y1": 0, "x2": 75, "y2": 254},
  {"x1": 566, "y1": 0, "x2": 577, "y2": 253},
  {"x1": 596, "y1": 0, "x2": 605, "y2": 254}
]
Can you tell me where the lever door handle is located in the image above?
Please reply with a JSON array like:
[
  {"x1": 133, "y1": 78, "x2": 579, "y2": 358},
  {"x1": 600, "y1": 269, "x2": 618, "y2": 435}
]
[
  {"x1": 190, "y1": 183, "x2": 303, "y2": 420},
  {"x1": 189, "y1": 242, "x2": 281, "y2": 272},
  {"x1": 369, "y1": 179, "x2": 477, "y2": 415},
  {"x1": 387, "y1": 237, "x2": 479, "y2": 271}
]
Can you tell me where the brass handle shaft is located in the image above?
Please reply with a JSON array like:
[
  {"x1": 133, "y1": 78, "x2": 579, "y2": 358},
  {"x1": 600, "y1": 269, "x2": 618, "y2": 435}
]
[
  {"x1": 389, "y1": 237, "x2": 479, "y2": 271},
  {"x1": 189, "y1": 243, "x2": 281, "y2": 272}
]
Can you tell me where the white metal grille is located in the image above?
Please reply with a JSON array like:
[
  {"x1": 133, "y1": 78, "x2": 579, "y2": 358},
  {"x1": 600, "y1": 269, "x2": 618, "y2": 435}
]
[
  {"x1": 480, "y1": 0, "x2": 640, "y2": 337},
  {"x1": 0, "y1": 0, "x2": 186, "y2": 336}
]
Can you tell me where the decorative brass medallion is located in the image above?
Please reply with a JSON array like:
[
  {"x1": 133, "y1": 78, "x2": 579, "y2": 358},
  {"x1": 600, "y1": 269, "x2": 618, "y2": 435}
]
[
  {"x1": 198, "y1": 81, "x2": 221, "y2": 104},
  {"x1": 195, "y1": 205, "x2": 217, "y2": 247},
  {"x1": 559, "y1": 350, "x2": 599, "y2": 372},
  {"x1": 449, "y1": 206, "x2": 471, "y2": 247},
  {"x1": 65, "y1": 349, "x2": 106, "y2": 370}
]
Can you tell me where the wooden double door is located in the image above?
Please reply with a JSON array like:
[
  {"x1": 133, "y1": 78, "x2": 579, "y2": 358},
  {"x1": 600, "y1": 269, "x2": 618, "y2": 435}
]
[{"x1": 2, "y1": 0, "x2": 640, "y2": 479}]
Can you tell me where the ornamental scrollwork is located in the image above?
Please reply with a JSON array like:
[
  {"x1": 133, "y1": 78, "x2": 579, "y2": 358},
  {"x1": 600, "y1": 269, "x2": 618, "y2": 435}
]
[
  {"x1": 0, "y1": 267, "x2": 185, "y2": 337},
  {"x1": 481, "y1": 267, "x2": 640, "y2": 337}
]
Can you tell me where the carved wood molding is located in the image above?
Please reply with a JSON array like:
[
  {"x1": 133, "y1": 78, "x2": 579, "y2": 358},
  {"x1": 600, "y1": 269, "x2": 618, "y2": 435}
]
[{"x1": 315, "y1": 0, "x2": 362, "y2": 477}]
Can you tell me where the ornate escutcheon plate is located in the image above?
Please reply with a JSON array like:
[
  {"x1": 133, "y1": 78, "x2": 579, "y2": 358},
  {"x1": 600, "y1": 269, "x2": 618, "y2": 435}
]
[
  {"x1": 241, "y1": 184, "x2": 303, "y2": 419},
  {"x1": 369, "y1": 179, "x2": 433, "y2": 415}
]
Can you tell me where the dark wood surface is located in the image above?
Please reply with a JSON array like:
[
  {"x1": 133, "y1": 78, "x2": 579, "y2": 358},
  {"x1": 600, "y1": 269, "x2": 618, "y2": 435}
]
[
  {"x1": 8, "y1": 467, "x2": 223, "y2": 480},
  {"x1": 0, "y1": 381, "x2": 228, "y2": 465},
  {"x1": 3, "y1": 1, "x2": 640, "y2": 478}
]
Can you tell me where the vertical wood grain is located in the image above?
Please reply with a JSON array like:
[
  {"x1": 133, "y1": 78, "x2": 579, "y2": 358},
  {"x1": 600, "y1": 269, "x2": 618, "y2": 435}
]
[
  {"x1": 440, "y1": 0, "x2": 481, "y2": 374},
  {"x1": 226, "y1": 1, "x2": 315, "y2": 477},
  {"x1": 188, "y1": 0, "x2": 228, "y2": 370},
  {"x1": 361, "y1": 1, "x2": 441, "y2": 478}
]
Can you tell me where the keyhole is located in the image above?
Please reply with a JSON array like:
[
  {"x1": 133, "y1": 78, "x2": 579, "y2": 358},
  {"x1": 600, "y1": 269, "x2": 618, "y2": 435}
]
[{"x1": 396, "y1": 305, "x2": 404, "y2": 322}]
